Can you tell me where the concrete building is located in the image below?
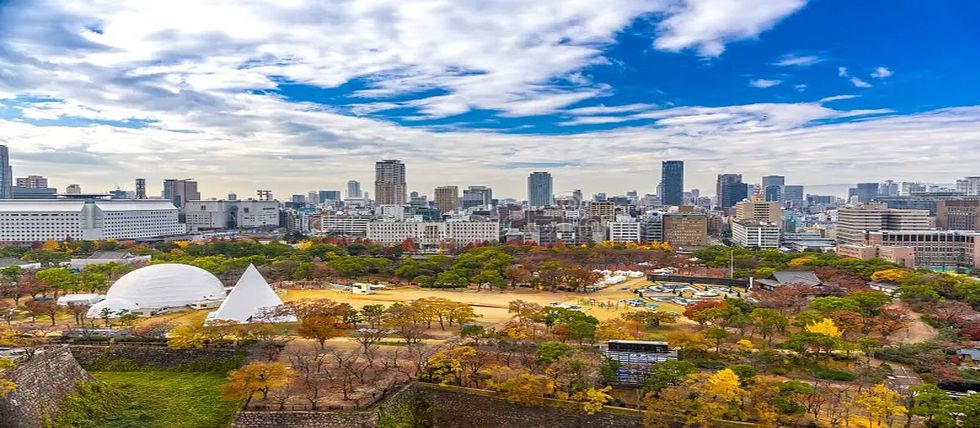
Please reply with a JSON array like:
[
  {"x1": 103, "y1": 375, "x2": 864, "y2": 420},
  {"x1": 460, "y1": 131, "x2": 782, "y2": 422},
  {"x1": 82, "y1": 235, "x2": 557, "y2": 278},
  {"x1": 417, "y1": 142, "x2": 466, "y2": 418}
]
[
  {"x1": 661, "y1": 161, "x2": 684, "y2": 206},
  {"x1": 162, "y1": 179, "x2": 200, "y2": 208},
  {"x1": 183, "y1": 199, "x2": 280, "y2": 231},
  {"x1": 135, "y1": 178, "x2": 147, "y2": 199},
  {"x1": 434, "y1": 186, "x2": 459, "y2": 212},
  {"x1": 375, "y1": 160, "x2": 407, "y2": 205},
  {"x1": 0, "y1": 199, "x2": 185, "y2": 242},
  {"x1": 852, "y1": 183, "x2": 879, "y2": 203},
  {"x1": 65, "y1": 184, "x2": 82, "y2": 195},
  {"x1": 716, "y1": 174, "x2": 747, "y2": 209},
  {"x1": 15, "y1": 175, "x2": 48, "y2": 188},
  {"x1": 839, "y1": 231, "x2": 979, "y2": 271},
  {"x1": 366, "y1": 219, "x2": 498, "y2": 247},
  {"x1": 640, "y1": 215, "x2": 664, "y2": 243},
  {"x1": 321, "y1": 215, "x2": 370, "y2": 236},
  {"x1": 662, "y1": 211, "x2": 708, "y2": 248},
  {"x1": 462, "y1": 186, "x2": 493, "y2": 209},
  {"x1": 836, "y1": 204, "x2": 931, "y2": 245},
  {"x1": 731, "y1": 219, "x2": 781, "y2": 248},
  {"x1": 527, "y1": 172, "x2": 553, "y2": 207},
  {"x1": 0, "y1": 145, "x2": 10, "y2": 199},
  {"x1": 589, "y1": 201, "x2": 616, "y2": 222},
  {"x1": 782, "y1": 185, "x2": 805, "y2": 207},
  {"x1": 318, "y1": 190, "x2": 341, "y2": 203},
  {"x1": 346, "y1": 180, "x2": 362, "y2": 198},
  {"x1": 608, "y1": 220, "x2": 641, "y2": 243},
  {"x1": 937, "y1": 200, "x2": 980, "y2": 231},
  {"x1": 735, "y1": 200, "x2": 783, "y2": 228},
  {"x1": 956, "y1": 176, "x2": 980, "y2": 196},
  {"x1": 762, "y1": 175, "x2": 785, "y2": 202}
]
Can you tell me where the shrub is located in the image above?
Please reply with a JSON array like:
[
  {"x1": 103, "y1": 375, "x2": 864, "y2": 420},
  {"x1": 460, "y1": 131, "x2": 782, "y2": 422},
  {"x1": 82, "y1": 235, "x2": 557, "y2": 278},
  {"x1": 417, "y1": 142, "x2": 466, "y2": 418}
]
[{"x1": 811, "y1": 366, "x2": 855, "y2": 381}]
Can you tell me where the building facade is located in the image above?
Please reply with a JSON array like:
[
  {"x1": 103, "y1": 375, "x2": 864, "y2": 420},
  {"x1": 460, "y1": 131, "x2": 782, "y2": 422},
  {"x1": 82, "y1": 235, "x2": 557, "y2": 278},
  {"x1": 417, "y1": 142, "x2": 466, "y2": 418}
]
[
  {"x1": 527, "y1": 172, "x2": 553, "y2": 207},
  {"x1": 0, "y1": 145, "x2": 11, "y2": 199},
  {"x1": 836, "y1": 204, "x2": 930, "y2": 245},
  {"x1": 162, "y1": 179, "x2": 200, "y2": 208},
  {"x1": 375, "y1": 160, "x2": 407, "y2": 205},
  {"x1": 716, "y1": 174, "x2": 747, "y2": 209},
  {"x1": 937, "y1": 200, "x2": 980, "y2": 231},
  {"x1": 662, "y1": 211, "x2": 708, "y2": 248},
  {"x1": 366, "y1": 220, "x2": 499, "y2": 247},
  {"x1": 15, "y1": 175, "x2": 48, "y2": 188},
  {"x1": 956, "y1": 176, "x2": 980, "y2": 196},
  {"x1": 346, "y1": 180, "x2": 362, "y2": 198},
  {"x1": 735, "y1": 200, "x2": 783, "y2": 227},
  {"x1": 321, "y1": 215, "x2": 370, "y2": 236},
  {"x1": 183, "y1": 199, "x2": 280, "y2": 231},
  {"x1": 434, "y1": 186, "x2": 459, "y2": 212},
  {"x1": 731, "y1": 220, "x2": 780, "y2": 248},
  {"x1": 608, "y1": 221, "x2": 641, "y2": 243},
  {"x1": 462, "y1": 186, "x2": 493, "y2": 209},
  {"x1": 0, "y1": 199, "x2": 185, "y2": 242},
  {"x1": 660, "y1": 160, "x2": 684, "y2": 206}
]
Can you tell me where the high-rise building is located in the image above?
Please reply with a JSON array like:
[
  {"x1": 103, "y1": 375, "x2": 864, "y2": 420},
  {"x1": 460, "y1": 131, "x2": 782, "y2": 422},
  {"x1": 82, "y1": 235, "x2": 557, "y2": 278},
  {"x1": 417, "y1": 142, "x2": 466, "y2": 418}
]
[
  {"x1": 527, "y1": 172, "x2": 553, "y2": 207},
  {"x1": 662, "y1": 211, "x2": 708, "y2": 248},
  {"x1": 782, "y1": 185, "x2": 805, "y2": 206},
  {"x1": 162, "y1": 179, "x2": 200, "y2": 208},
  {"x1": 836, "y1": 204, "x2": 930, "y2": 245},
  {"x1": 434, "y1": 186, "x2": 459, "y2": 212},
  {"x1": 879, "y1": 180, "x2": 900, "y2": 197},
  {"x1": 375, "y1": 160, "x2": 406, "y2": 205},
  {"x1": 462, "y1": 186, "x2": 493, "y2": 209},
  {"x1": 65, "y1": 184, "x2": 82, "y2": 195},
  {"x1": 135, "y1": 178, "x2": 147, "y2": 199},
  {"x1": 731, "y1": 220, "x2": 781, "y2": 248},
  {"x1": 347, "y1": 180, "x2": 362, "y2": 198},
  {"x1": 318, "y1": 190, "x2": 341, "y2": 202},
  {"x1": 660, "y1": 161, "x2": 684, "y2": 206},
  {"x1": 852, "y1": 183, "x2": 879, "y2": 203},
  {"x1": 761, "y1": 175, "x2": 785, "y2": 202},
  {"x1": 956, "y1": 176, "x2": 980, "y2": 196},
  {"x1": 716, "y1": 174, "x2": 748, "y2": 209},
  {"x1": 0, "y1": 145, "x2": 11, "y2": 199},
  {"x1": 735, "y1": 200, "x2": 783, "y2": 228},
  {"x1": 16, "y1": 175, "x2": 48, "y2": 188},
  {"x1": 937, "y1": 200, "x2": 980, "y2": 231}
]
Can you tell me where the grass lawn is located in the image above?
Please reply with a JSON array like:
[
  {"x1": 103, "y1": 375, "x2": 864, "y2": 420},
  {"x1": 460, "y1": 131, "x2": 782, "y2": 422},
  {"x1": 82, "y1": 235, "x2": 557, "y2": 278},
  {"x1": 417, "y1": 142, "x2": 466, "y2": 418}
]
[{"x1": 73, "y1": 371, "x2": 240, "y2": 428}]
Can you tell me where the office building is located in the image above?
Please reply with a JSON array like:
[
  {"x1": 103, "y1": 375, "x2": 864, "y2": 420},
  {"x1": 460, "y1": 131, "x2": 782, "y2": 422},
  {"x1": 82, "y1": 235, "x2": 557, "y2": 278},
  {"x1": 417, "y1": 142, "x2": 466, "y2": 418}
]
[
  {"x1": 0, "y1": 145, "x2": 10, "y2": 199},
  {"x1": 836, "y1": 204, "x2": 931, "y2": 245},
  {"x1": 162, "y1": 179, "x2": 200, "y2": 208},
  {"x1": 735, "y1": 200, "x2": 783, "y2": 228},
  {"x1": 15, "y1": 175, "x2": 48, "y2": 188},
  {"x1": 527, "y1": 172, "x2": 553, "y2": 207},
  {"x1": 662, "y1": 211, "x2": 708, "y2": 248},
  {"x1": 462, "y1": 186, "x2": 493, "y2": 209},
  {"x1": 937, "y1": 200, "x2": 980, "y2": 231},
  {"x1": 731, "y1": 220, "x2": 781, "y2": 248},
  {"x1": 183, "y1": 199, "x2": 281, "y2": 231},
  {"x1": 318, "y1": 190, "x2": 341, "y2": 202},
  {"x1": 640, "y1": 215, "x2": 664, "y2": 243},
  {"x1": 839, "y1": 230, "x2": 979, "y2": 271},
  {"x1": 347, "y1": 180, "x2": 362, "y2": 198},
  {"x1": 434, "y1": 186, "x2": 459, "y2": 212},
  {"x1": 375, "y1": 160, "x2": 407, "y2": 205},
  {"x1": 901, "y1": 182, "x2": 927, "y2": 196},
  {"x1": 321, "y1": 215, "x2": 370, "y2": 236},
  {"x1": 11, "y1": 186, "x2": 57, "y2": 199},
  {"x1": 135, "y1": 178, "x2": 146, "y2": 199},
  {"x1": 589, "y1": 201, "x2": 616, "y2": 222},
  {"x1": 957, "y1": 176, "x2": 980, "y2": 196},
  {"x1": 782, "y1": 185, "x2": 805, "y2": 206},
  {"x1": 716, "y1": 174, "x2": 748, "y2": 209},
  {"x1": 852, "y1": 183, "x2": 879, "y2": 203},
  {"x1": 608, "y1": 221, "x2": 641, "y2": 243},
  {"x1": 879, "y1": 180, "x2": 900, "y2": 197},
  {"x1": 660, "y1": 161, "x2": 684, "y2": 206},
  {"x1": 366, "y1": 219, "x2": 499, "y2": 247},
  {"x1": 0, "y1": 199, "x2": 185, "y2": 242},
  {"x1": 761, "y1": 175, "x2": 785, "y2": 202}
]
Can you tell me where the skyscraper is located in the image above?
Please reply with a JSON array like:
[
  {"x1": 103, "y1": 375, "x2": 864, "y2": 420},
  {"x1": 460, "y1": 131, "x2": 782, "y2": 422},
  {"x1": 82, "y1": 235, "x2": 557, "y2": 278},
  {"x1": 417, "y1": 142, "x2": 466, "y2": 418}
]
[
  {"x1": 462, "y1": 186, "x2": 493, "y2": 209},
  {"x1": 434, "y1": 186, "x2": 459, "y2": 212},
  {"x1": 761, "y1": 175, "x2": 785, "y2": 202},
  {"x1": 0, "y1": 145, "x2": 11, "y2": 199},
  {"x1": 162, "y1": 179, "x2": 200, "y2": 207},
  {"x1": 135, "y1": 178, "x2": 147, "y2": 199},
  {"x1": 527, "y1": 172, "x2": 553, "y2": 207},
  {"x1": 661, "y1": 160, "x2": 684, "y2": 206},
  {"x1": 347, "y1": 180, "x2": 362, "y2": 198},
  {"x1": 853, "y1": 182, "x2": 879, "y2": 203},
  {"x1": 716, "y1": 174, "x2": 747, "y2": 209},
  {"x1": 374, "y1": 160, "x2": 406, "y2": 205}
]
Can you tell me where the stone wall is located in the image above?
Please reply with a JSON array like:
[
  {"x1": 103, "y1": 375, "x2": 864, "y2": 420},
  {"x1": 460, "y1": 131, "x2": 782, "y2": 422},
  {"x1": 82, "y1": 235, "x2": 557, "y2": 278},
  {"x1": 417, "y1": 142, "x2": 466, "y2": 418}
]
[
  {"x1": 231, "y1": 411, "x2": 376, "y2": 428},
  {"x1": 68, "y1": 345, "x2": 243, "y2": 371},
  {"x1": 0, "y1": 346, "x2": 92, "y2": 428}
]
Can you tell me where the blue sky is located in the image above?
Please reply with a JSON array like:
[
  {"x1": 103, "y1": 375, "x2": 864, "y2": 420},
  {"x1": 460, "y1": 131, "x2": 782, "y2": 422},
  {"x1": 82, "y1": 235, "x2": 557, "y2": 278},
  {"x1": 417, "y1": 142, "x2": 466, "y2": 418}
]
[{"x1": 1, "y1": 0, "x2": 979, "y2": 198}]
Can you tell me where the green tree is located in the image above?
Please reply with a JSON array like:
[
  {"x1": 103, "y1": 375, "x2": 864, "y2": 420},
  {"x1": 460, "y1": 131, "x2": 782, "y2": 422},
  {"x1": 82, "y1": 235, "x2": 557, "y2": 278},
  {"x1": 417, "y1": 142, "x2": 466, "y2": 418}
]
[
  {"x1": 642, "y1": 360, "x2": 696, "y2": 396},
  {"x1": 908, "y1": 384, "x2": 956, "y2": 427}
]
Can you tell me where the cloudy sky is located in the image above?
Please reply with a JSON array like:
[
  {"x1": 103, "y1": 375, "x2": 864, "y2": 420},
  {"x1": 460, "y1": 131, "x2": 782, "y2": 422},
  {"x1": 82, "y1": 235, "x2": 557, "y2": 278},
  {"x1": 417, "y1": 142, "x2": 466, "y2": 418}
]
[{"x1": 1, "y1": 1, "x2": 978, "y2": 200}]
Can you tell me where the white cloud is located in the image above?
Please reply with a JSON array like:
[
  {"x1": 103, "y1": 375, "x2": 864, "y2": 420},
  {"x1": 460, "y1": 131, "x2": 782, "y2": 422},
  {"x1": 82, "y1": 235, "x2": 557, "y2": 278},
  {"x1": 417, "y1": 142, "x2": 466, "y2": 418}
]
[
  {"x1": 871, "y1": 66, "x2": 893, "y2": 79},
  {"x1": 653, "y1": 0, "x2": 808, "y2": 56},
  {"x1": 773, "y1": 53, "x2": 824, "y2": 67},
  {"x1": 838, "y1": 66, "x2": 849, "y2": 77},
  {"x1": 566, "y1": 103, "x2": 657, "y2": 116},
  {"x1": 794, "y1": 84, "x2": 807, "y2": 91},
  {"x1": 819, "y1": 95, "x2": 858, "y2": 102},
  {"x1": 850, "y1": 77, "x2": 872, "y2": 88},
  {"x1": 750, "y1": 79, "x2": 782, "y2": 88}
]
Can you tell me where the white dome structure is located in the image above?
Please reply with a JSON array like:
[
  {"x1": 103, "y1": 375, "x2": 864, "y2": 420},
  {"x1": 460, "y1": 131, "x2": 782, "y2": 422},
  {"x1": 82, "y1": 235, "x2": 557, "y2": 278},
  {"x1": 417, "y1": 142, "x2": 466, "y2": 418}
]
[
  {"x1": 86, "y1": 298, "x2": 140, "y2": 318},
  {"x1": 105, "y1": 263, "x2": 226, "y2": 309}
]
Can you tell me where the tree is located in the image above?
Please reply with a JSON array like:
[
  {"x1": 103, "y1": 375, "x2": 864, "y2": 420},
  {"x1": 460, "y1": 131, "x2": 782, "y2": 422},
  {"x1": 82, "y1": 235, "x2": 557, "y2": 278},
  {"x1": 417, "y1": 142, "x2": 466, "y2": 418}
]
[
  {"x1": 22, "y1": 299, "x2": 57, "y2": 325},
  {"x1": 547, "y1": 352, "x2": 603, "y2": 400},
  {"x1": 508, "y1": 300, "x2": 543, "y2": 324},
  {"x1": 856, "y1": 384, "x2": 906, "y2": 428},
  {"x1": 705, "y1": 327, "x2": 729, "y2": 353},
  {"x1": 484, "y1": 366, "x2": 554, "y2": 406},
  {"x1": 535, "y1": 341, "x2": 574, "y2": 364},
  {"x1": 360, "y1": 304, "x2": 386, "y2": 329},
  {"x1": 749, "y1": 308, "x2": 788, "y2": 345},
  {"x1": 622, "y1": 310, "x2": 679, "y2": 329},
  {"x1": 684, "y1": 300, "x2": 728, "y2": 327},
  {"x1": 908, "y1": 384, "x2": 956, "y2": 428},
  {"x1": 804, "y1": 318, "x2": 842, "y2": 338},
  {"x1": 35, "y1": 267, "x2": 75, "y2": 298},
  {"x1": 288, "y1": 299, "x2": 352, "y2": 349},
  {"x1": 642, "y1": 360, "x2": 696, "y2": 396},
  {"x1": 425, "y1": 346, "x2": 476, "y2": 386},
  {"x1": 595, "y1": 318, "x2": 638, "y2": 341},
  {"x1": 870, "y1": 269, "x2": 908, "y2": 283},
  {"x1": 504, "y1": 265, "x2": 532, "y2": 288},
  {"x1": 0, "y1": 357, "x2": 15, "y2": 398},
  {"x1": 383, "y1": 303, "x2": 426, "y2": 345},
  {"x1": 222, "y1": 362, "x2": 296, "y2": 407}
]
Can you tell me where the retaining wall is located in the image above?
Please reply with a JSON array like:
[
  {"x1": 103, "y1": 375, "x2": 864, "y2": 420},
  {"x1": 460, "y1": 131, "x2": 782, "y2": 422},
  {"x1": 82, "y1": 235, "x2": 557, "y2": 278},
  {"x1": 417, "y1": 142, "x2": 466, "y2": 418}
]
[{"x1": 0, "y1": 346, "x2": 92, "y2": 428}]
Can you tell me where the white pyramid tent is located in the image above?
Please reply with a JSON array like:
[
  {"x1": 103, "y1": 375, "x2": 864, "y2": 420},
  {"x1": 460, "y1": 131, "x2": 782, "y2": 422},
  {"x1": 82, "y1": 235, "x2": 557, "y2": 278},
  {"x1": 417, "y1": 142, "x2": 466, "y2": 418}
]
[{"x1": 207, "y1": 264, "x2": 296, "y2": 324}]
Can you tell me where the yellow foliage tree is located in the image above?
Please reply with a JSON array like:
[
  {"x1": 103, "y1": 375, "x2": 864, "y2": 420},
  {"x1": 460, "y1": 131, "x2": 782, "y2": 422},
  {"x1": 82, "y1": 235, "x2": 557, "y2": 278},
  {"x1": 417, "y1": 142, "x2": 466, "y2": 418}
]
[
  {"x1": 787, "y1": 257, "x2": 816, "y2": 268},
  {"x1": 222, "y1": 362, "x2": 295, "y2": 407},
  {"x1": 595, "y1": 318, "x2": 637, "y2": 341},
  {"x1": 870, "y1": 269, "x2": 908, "y2": 283},
  {"x1": 484, "y1": 366, "x2": 555, "y2": 406},
  {"x1": 296, "y1": 240, "x2": 313, "y2": 250},
  {"x1": 426, "y1": 346, "x2": 476, "y2": 386},
  {"x1": 575, "y1": 386, "x2": 613, "y2": 415},
  {"x1": 41, "y1": 239, "x2": 60, "y2": 251},
  {"x1": 856, "y1": 384, "x2": 906, "y2": 428},
  {"x1": 0, "y1": 357, "x2": 16, "y2": 398},
  {"x1": 805, "y1": 318, "x2": 843, "y2": 338}
]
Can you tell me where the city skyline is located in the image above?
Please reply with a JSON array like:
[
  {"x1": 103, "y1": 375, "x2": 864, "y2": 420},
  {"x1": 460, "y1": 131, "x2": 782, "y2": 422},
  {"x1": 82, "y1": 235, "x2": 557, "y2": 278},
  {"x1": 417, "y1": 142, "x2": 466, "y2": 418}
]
[{"x1": 1, "y1": 2, "x2": 979, "y2": 198}]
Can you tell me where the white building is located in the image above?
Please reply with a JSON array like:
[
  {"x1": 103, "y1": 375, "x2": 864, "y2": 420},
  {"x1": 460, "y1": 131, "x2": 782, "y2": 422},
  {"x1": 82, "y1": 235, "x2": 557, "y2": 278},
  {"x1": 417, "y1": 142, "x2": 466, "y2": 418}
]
[
  {"x1": 607, "y1": 221, "x2": 641, "y2": 243},
  {"x1": 183, "y1": 199, "x2": 280, "y2": 231},
  {"x1": 367, "y1": 220, "x2": 498, "y2": 247},
  {"x1": 0, "y1": 199, "x2": 185, "y2": 242},
  {"x1": 321, "y1": 215, "x2": 370, "y2": 236},
  {"x1": 956, "y1": 176, "x2": 980, "y2": 196},
  {"x1": 731, "y1": 220, "x2": 781, "y2": 248}
]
